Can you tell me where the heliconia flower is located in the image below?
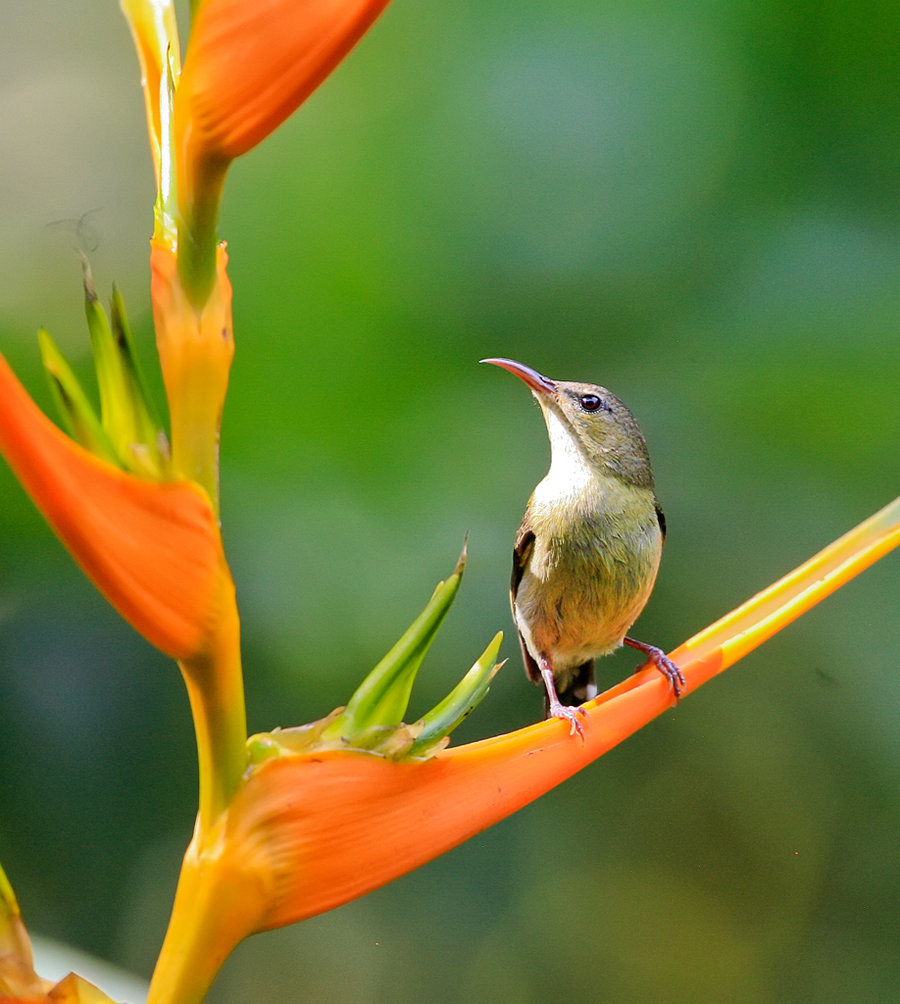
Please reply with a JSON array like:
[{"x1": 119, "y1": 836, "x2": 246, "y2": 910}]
[
  {"x1": 0, "y1": 337, "x2": 248, "y2": 831},
  {"x1": 146, "y1": 498, "x2": 900, "y2": 1003},
  {"x1": 7, "y1": 4, "x2": 897, "y2": 1001},
  {"x1": 175, "y1": 0, "x2": 392, "y2": 167},
  {"x1": 0, "y1": 353, "x2": 229, "y2": 662},
  {"x1": 122, "y1": 0, "x2": 393, "y2": 303}
]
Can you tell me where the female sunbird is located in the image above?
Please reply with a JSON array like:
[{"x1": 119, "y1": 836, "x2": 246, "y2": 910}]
[{"x1": 482, "y1": 358, "x2": 684, "y2": 736}]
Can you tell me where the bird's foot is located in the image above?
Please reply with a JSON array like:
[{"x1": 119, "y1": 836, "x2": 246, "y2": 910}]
[
  {"x1": 624, "y1": 637, "x2": 686, "y2": 699},
  {"x1": 652, "y1": 650, "x2": 686, "y2": 699},
  {"x1": 546, "y1": 700, "x2": 587, "y2": 739},
  {"x1": 538, "y1": 655, "x2": 588, "y2": 738}
]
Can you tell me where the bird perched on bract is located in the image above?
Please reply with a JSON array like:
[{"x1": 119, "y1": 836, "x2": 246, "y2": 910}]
[{"x1": 482, "y1": 357, "x2": 684, "y2": 737}]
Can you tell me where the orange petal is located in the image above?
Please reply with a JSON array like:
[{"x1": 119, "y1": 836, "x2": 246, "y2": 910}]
[
  {"x1": 1, "y1": 867, "x2": 119, "y2": 1002},
  {"x1": 150, "y1": 239, "x2": 233, "y2": 507},
  {"x1": 149, "y1": 697, "x2": 654, "y2": 1002},
  {"x1": 240, "y1": 704, "x2": 669, "y2": 930},
  {"x1": 0, "y1": 870, "x2": 50, "y2": 1000},
  {"x1": 175, "y1": 0, "x2": 391, "y2": 165},
  {"x1": 149, "y1": 631, "x2": 757, "y2": 1000},
  {"x1": 0, "y1": 354, "x2": 228, "y2": 660}
]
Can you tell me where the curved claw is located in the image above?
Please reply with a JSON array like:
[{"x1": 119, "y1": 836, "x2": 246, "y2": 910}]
[
  {"x1": 625, "y1": 636, "x2": 686, "y2": 699},
  {"x1": 547, "y1": 701, "x2": 587, "y2": 740},
  {"x1": 654, "y1": 651, "x2": 687, "y2": 698}
]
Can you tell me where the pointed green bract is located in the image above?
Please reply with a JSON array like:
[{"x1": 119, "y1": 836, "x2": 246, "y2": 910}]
[
  {"x1": 80, "y1": 263, "x2": 169, "y2": 477},
  {"x1": 110, "y1": 283, "x2": 165, "y2": 435},
  {"x1": 246, "y1": 629, "x2": 503, "y2": 763},
  {"x1": 109, "y1": 284, "x2": 172, "y2": 476},
  {"x1": 83, "y1": 261, "x2": 132, "y2": 449},
  {"x1": 38, "y1": 328, "x2": 119, "y2": 465},
  {"x1": 409, "y1": 632, "x2": 504, "y2": 758},
  {"x1": 38, "y1": 265, "x2": 169, "y2": 478},
  {"x1": 322, "y1": 545, "x2": 468, "y2": 739},
  {"x1": 247, "y1": 543, "x2": 502, "y2": 762}
]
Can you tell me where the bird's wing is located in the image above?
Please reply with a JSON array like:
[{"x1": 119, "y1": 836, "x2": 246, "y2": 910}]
[
  {"x1": 511, "y1": 525, "x2": 542, "y2": 684},
  {"x1": 655, "y1": 500, "x2": 667, "y2": 539},
  {"x1": 517, "y1": 629, "x2": 542, "y2": 686},
  {"x1": 510, "y1": 525, "x2": 534, "y2": 600}
]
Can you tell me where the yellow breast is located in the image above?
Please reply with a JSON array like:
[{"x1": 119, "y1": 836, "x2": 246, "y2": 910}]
[{"x1": 514, "y1": 473, "x2": 662, "y2": 673}]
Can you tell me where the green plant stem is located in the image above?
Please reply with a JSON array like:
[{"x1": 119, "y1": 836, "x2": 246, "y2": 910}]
[
  {"x1": 179, "y1": 604, "x2": 247, "y2": 834},
  {"x1": 177, "y1": 156, "x2": 227, "y2": 311}
]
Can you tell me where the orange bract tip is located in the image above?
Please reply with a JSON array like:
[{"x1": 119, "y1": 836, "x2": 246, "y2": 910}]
[
  {"x1": 175, "y1": 0, "x2": 391, "y2": 167},
  {"x1": 0, "y1": 354, "x2": 229, "y2": 660}
]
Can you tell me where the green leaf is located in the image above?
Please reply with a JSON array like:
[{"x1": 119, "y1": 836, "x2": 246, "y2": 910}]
[
  {"x1": 109, "y1": 283, "x2": 171, "y2": 472},
  {"x1": 83, "y1": 259, "x2": 131, "y2": 448},
  {"x1": 81, "y1": 260, "x2": 169, "y2": 476},
  {"x1": 321, "y1": 543, "x2": 467, "y2": 740},
  {"x1": 409, "y1": 631, "x2": 504, "y2": 758},
  {"x1": 110, "y1": 284, "x2": 163, "y2": 429},
  {"x1": 38, "y1": 328, "x2": 119, "y2": 464}
]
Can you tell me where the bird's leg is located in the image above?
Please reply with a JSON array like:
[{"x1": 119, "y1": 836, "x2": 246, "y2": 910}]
[
  {"x1": 538, "y1": 654, "x2": 586, "y2": 739},
  {"x1": 624, "y1": 637, "x2": 686, "y2": 698}
]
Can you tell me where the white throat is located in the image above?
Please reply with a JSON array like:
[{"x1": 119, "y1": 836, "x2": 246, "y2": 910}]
[{"x1": 531, "y1": 404, "x2": 594, "y2": 505}]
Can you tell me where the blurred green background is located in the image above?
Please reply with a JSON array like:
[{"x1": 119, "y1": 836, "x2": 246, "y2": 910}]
[{"x1": 2, "y1": 1, "x2": 899, "y2": 1001}]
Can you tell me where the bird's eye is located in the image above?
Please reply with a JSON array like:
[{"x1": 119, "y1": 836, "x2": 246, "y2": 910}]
[{"x1": 580, "y1": 394, "x2": 607, "y2": 413}]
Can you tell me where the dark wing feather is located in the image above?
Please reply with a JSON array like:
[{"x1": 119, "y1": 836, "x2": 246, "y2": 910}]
[
  {"x1": 517, "y1": 631, "x2": 541, "y2": 685},
  {"x1": 510, "y1": 525, "x2": 542, "y2": 684},
  {"x1": 655, "y1": 500, "x2": 667, "y2": 539},
  {"x1": 511, "y1": 525, "x2": 534, "y2": 600}
]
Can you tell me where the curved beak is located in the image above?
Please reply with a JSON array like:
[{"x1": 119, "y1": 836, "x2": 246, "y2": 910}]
[{"x1": 480, "y1": 358, "x2": 556, "y2": 397}]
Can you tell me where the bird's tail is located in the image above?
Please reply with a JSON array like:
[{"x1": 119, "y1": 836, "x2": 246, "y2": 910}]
[{"x1": 546, "y1": 659, "x2": 596, "y2": 716}]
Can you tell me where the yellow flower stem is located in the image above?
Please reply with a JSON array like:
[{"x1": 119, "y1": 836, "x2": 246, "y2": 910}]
[
  {"x1": 147, "y1": 821, "x2": 265, "y2": 1004},
  {"x1": 144, "y1": 545, "x2": 247, "y2": 1004},
  {"x1": 119, "y1": 0, "x2": 181, "y2": 219},
  {"x1": 180, "y1": 585, "x2": 248, "y2": 833},
  {"x1": 150, "y1": 609, "x2": 249, "y2": 1002}
]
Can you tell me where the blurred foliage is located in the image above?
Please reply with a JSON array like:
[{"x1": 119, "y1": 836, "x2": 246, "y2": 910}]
[{"x1": 1, "y1": 0, "x2": 898, "y2": 1001}]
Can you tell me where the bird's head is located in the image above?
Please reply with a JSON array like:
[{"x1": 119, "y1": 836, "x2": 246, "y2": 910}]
[{"x1": 481, "y1": 357, "x2": 655, "y2": 489}]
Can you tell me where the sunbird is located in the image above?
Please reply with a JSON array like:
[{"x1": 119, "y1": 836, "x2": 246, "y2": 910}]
[{"x1": 482, "y1": 358, "x2": 684, "y2": 736}]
